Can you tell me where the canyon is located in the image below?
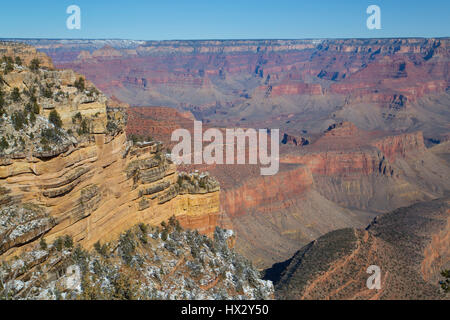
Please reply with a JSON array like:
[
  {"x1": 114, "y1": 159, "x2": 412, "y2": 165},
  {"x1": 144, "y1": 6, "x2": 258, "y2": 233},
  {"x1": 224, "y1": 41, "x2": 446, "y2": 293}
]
[
  {"x1": 29, "y1": 38, "x2": 450, "y2": 143},
  {"x1": 1, "y1": 38, "x2": 449, "y2": 299}
]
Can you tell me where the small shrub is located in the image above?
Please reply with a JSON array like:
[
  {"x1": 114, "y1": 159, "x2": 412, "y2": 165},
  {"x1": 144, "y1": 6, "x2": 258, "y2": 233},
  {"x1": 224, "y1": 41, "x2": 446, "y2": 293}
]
[
  {"x1": 4, "y1": 62, "x2": 13, "y2": 74},
  {"x1": 29, "y1": 58, "x2": 40, "y2": 72},
  {"x1": 41, "y1": 85, "x2": 53, "y2": 99},
  {"x1": 32, "y1": 102, "x2": 40, "y2": 114},
  {"x1": 29, "y1": 112, "x2": 36, "y2": 125},
  {"x1": 11, "y1": 111, "x2": 28, "y2": 130},
  {"x1": 74, "y1": 77, "x2": 85, "y2": 91},
  {"x1": 72, "y1": 112, "x2": 82, "y2": 124},
  {"x1": 138, "y1": 223, "x2": 148, "y2": 235},
  {"x1": 10, "y1": 88, "x2": 21, "y2": 102},
  {"x1": 441, "y1": 270, "x2": 450, "y2": 293},
  {"x1": 3, "y1": 56, "x2": 14, "y2": 74},
  {"x1": 111, "y1": 273, "x2": 136, "y2": 300},
  {"x1": 41, "y1": 127, "x2": 61, "y2": 142},
  {"x1": 14, "y1": 56, "x2": 22, "y2": 66},
  {"x1": 25, "y1": 101, "x2": 40, "y2": 115},
  {"x1": 71, "y1": 245, "x2": 89, "y2": 273},
  {"x1": 154, "y1": 152, "x2": 162, "y2": 162},
  {"x1": 64, "y1": 235, "x2": 74, "y2": 249},
  {"x1": 161, "y1": 229, "x2": 168, "y2": 241},
  {"x1": 0, "y1": 136, "x2": 9, "y2": 151},
  {"x1": 175, "y1": 220, "x2": 182, "y2": 233},
  {"x1": 94, "y1": 241, "x2": 108, "y2": 257},
  {"x1": 39, "y1": 237, "x2": 47, "y2": 250},
  {"x1": 177, "y1": 175, "x2": 184, "y2": 187},
  {"x1": 80, "y1": 119, "x2": 89, "y2": 134},
  {"x1": 0, "y1": 89, "x2": 5, "y2": 109},
  {"x1": 118, "y1": 230, "x2": 136, "y2": 265},
  {"x1": 129, "y1": 134, "x2": 138, "y2": 144},
  {"x1": 53, "y1": 237, "x2": 63, "y2": 251},
  {"x1": 49, "y1": 110, "x2": 62, "y2": 128},
  {"x1": 106, "y1": 121, "x2": 118, "y2": 133},
  {"x1": 2, "y1": 56, "x2": 12, "y2": 64}
]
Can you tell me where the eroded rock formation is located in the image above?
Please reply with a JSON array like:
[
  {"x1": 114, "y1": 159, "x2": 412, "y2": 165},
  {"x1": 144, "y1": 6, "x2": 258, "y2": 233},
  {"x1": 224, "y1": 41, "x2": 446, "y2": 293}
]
[
  {"x1": 0, "y1": 43, "x2": 223, "y2": 263},
  {"x1": 25, "y1": 38, "x2": 450, "y2": 141}
]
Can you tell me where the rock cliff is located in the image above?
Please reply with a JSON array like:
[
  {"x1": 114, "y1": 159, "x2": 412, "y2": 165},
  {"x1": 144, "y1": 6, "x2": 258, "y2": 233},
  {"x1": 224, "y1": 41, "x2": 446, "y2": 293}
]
[{"x1": 0, "y1": 43, "x2": 223, "y2": 264}]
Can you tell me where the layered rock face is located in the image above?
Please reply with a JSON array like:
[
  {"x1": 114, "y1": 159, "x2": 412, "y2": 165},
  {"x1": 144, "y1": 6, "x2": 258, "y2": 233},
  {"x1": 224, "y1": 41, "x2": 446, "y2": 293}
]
[
  {"x1": 281, "y1": 123, "x2": 449, "y2": 212},
  {"x1": 126, "y1": 106, "x2": 195, "y2": 148},
  {"x1": 25, "y1": 38, "x2": 450, "y2": 141},
  {"x1": 224, "y1": 125, "x2": 449, "y2": 268},
  {"x1": 0, "y1": 41, "x2": 53, "y2": 69},
  {"x1": 0, "y1": 44, "x2": 223, "y2": 263},
  {"x1": 213, "y1": 164, "x2": 368, "y2": 268}
]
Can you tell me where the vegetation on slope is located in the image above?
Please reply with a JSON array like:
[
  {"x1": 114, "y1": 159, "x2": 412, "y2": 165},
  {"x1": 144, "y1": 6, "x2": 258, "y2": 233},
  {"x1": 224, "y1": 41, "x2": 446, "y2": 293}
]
[{"x1": 0, "y1": 218, "x2": 273, "y2": 300}]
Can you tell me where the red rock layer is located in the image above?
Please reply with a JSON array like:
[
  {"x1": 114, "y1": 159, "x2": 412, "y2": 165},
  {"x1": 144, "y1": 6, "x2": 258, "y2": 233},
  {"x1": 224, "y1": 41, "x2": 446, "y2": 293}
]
[
  {"x1": 371, "y1": 131, "x2": 426, "y2": 161},
  {"x1": 220, "y1": 165, "x2": 313, "y2": 219},
  {"x1": 127, "y1": 106, "x2": 195, "y2": 144},
  {"x1": 38, "y1": 38, "x2": 448, "y2": 113}
]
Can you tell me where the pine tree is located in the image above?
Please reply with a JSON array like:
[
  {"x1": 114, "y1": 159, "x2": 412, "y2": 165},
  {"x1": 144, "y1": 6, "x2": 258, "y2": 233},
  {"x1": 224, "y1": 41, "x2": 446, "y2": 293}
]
[{"x1": 49, "y1": 110, "x2": 62, "y2": 128}]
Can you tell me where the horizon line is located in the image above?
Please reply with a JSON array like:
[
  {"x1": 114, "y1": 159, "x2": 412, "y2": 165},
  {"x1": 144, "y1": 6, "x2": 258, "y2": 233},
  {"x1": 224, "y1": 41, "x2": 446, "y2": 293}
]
[{"x1": 1, "y1": 36, "x2": 449, "y2": 42}]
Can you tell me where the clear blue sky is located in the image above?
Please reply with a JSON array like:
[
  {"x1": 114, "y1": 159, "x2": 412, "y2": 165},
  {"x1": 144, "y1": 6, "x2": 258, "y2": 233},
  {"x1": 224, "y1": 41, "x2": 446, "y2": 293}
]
[{"x1": 0, "y1": 0, "x2": 449, "y2": 40}]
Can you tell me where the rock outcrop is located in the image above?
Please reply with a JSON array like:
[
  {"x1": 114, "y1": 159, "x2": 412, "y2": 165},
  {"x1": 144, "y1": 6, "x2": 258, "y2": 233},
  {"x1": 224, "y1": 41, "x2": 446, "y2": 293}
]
[
  {"x1": 0, "y1": 43, "x2": 223, "y2": 264},
  {"x1": 0, "y1": 41, "x2": 53, "y2": 69}
]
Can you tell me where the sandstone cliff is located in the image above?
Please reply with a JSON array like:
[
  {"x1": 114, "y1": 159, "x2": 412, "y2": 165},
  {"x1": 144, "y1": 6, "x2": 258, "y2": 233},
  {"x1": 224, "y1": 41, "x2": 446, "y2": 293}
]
[{"x1": 0, "y1": 43, "x2": 223, "y2": 264}]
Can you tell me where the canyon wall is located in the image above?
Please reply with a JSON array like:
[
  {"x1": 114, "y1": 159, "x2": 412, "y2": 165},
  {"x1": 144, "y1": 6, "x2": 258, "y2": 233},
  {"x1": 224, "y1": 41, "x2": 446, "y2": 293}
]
[
  {"x1": 24, "y1": 38, "x2": 449, "y2": 140},
  {"x1": 121, "y1": 105, "x2": 450, "y2": 268}
]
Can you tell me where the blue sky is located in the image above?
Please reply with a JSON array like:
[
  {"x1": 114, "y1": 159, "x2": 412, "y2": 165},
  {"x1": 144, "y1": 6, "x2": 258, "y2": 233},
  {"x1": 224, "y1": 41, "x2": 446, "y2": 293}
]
[{"x1": 0, "y1": 0, "x2": 449, "y2": 40}]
